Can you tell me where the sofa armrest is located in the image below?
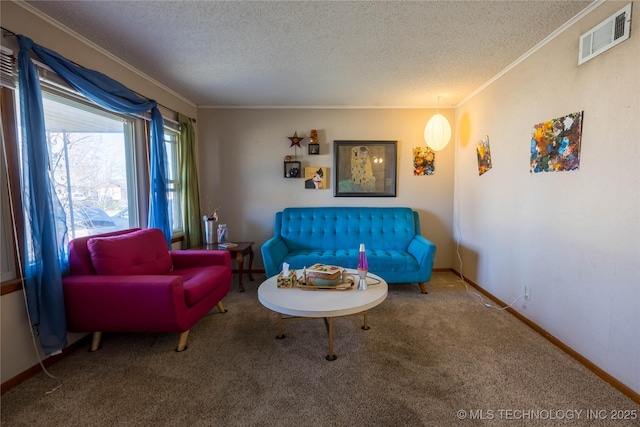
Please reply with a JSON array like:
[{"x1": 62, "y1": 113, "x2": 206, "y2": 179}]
[
  {"x1": 62, "y1": 275, "x2": 186, "y2": 332},
  {"x1": 170, "y1": 250, "x2": 231, "y2": 270},
  {"x1": 261, "y1": 236, "x2": 289, "y2": 278},
  {"x1": 407, "y1": 235, "x2": 437, "y2": 272}
]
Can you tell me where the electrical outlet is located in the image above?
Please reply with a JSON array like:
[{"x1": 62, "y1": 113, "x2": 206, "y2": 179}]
[{"x1": 524, "y1": 286, "x2": 531, "y2": 301}]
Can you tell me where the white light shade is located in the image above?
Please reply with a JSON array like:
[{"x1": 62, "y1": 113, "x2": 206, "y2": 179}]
[{"x1": 424, "y1": 113, "x2": 451, "y2": 151}]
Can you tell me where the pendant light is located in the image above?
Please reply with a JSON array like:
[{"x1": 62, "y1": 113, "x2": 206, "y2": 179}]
[{"x1": 424, "y1": 97, "x2": 451, "y2": 151}]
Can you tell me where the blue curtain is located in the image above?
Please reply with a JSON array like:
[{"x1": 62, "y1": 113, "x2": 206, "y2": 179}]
[
  {"x1": 17, "y1": 35, "x2": 172, "y2": 354},
  {"x1": 17, "y1": 37, "x2": 69, "y2": 355}
]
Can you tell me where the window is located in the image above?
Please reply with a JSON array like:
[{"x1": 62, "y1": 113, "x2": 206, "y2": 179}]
[
  {"x1": 164, "y1": 126, "x2": 183, "y2": 234},
  {"x1": 18, "y1": 89, "x2": 141, "y2": 239}
]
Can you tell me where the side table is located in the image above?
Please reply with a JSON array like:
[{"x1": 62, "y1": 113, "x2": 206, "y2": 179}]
[{"x1": 196, "y1": 242, "x2": 255, "y2": 292}]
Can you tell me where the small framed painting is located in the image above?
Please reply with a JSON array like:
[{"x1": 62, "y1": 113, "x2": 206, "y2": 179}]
[
  {"x1": 413, "y1": 146, "x2": 435, "y2": 176},
  {"x1": 530, "y1": 111, "x2": 583, "y2": 173},
  {"x1": 304, "y1": 167, "x2": 327, "y2": 189},
  {"x1": 477, "y1": 135, "x2": 492, "y2": 176}
]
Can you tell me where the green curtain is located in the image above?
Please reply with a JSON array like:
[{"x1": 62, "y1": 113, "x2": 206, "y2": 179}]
[{"x1": 178, "y1": 114, "x2": 202, "y2": 248}]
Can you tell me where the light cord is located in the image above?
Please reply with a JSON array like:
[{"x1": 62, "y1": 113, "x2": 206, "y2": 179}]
[
  {"x1": 1, "y1": 109, "x2": 64, "y2": 394},
  {"x1": 451, "y1": 110, "x2": 524, "y2": 311}
]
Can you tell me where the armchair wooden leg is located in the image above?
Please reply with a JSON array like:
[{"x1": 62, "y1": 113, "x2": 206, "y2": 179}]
[
  {"x1": 90, "y1": 332, "x2": 102, "y2": 351},
  {"x1": 419, "y1": 282, "x2": 428, "y2": 294},
  {"x1": 216, "y1": 301, "x2": 227, "y2": 313},
  {"x1": 176, "y1": 330, "x2": 190, "y2": 352}
]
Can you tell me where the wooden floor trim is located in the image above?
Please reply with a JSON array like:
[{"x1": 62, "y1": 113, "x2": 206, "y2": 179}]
[
  {"x1": 451, "y1": 268, "x2": 640, "y2": 405},
  {"x1": 1, "y1": 334, "x2": 90, "y2": 395}
]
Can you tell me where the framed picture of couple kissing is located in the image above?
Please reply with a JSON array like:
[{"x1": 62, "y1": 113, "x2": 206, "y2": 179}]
[{"x1": 334, "y1": 140, "x2": 397, "y2": 197}]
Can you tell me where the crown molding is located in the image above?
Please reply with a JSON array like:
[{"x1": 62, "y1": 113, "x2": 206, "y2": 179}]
[
  {"x1": 457, "y1": 0, "x2": 605, "y2": 107},
  {"x1": 13, "y1": 0, "x2": 196, "y2": 109},
  {"x1": 198, "y1": 104, "x2": 455, "y2": 110}
]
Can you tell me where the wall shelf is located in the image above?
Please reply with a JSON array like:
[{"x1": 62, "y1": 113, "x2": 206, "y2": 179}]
[{"x1": 284, "y1": 161, "x2": 301, "y2": 178}]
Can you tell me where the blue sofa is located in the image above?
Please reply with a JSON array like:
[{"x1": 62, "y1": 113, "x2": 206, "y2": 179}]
[{"x1": 261, "y1": 207, "x2": 437, "y2": 293}]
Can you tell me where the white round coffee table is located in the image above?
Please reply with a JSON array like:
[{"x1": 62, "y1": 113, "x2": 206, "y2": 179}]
[{"x1": 258, "y1": 269, "x2": 388, "y2": 360}]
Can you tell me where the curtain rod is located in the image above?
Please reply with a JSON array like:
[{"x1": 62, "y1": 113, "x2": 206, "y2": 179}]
[
  {"x1": 1, "y1": 26, "x2": 17, "y2": 37},
  {"x1": 1, "y1": 26, "x2": 195, "y2": 123}
]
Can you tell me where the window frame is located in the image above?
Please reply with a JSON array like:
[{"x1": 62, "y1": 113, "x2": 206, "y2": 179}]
[
  {"x1": 1, "y1": 86, "x2": 23, "y2": 295},
  {"x1": 164, "y1": 124, "x2": 183, "y2": 236}
]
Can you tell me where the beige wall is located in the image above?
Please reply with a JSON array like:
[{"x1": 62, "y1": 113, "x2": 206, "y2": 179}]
[
  {"x1": 196, "y1": 108, "x2": 455, "y2": 270},
  {"x1": 455, "y1": 1, "x2": 639, "y2": 394},
  {"x1": 0, "y1": 1, "x2": 197, "y2": 384}
]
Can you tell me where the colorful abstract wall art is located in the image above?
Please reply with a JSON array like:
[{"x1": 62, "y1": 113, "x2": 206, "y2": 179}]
[
  {"x1": 476, "y1": 135, "x2": 492, "y2": 176},
  {"x1": 413, "y1": 146, "x2": 435, "y2": 176},
  {"x1": 530, "y1": 111, "x2": 583, "y2": 173}
]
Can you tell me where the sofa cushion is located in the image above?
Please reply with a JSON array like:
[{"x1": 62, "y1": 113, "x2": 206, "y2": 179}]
[
  {"x1": 68, "y1": 228, "x2": 141, "y2": 276},
  {"x1": 282, "y1": 249, "x2": 420, "y2": 273},
  {"x1": 87, "y1": 228, "x2": 172, "y2": 275}
]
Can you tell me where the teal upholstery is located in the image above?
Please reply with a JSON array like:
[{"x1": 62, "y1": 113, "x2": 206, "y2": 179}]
[{"x1": 261, "y1": 207, "x2": 436, "y2": 290}]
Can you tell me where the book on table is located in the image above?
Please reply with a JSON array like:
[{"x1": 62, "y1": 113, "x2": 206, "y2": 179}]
[{"x1": 218, "y1": 242, "x2": 238, "y2": 249}]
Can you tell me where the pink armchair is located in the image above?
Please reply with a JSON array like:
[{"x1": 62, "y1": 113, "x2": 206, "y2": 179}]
[{"x1": 62, "y1": 228, "x2": 231, "y2": 351}]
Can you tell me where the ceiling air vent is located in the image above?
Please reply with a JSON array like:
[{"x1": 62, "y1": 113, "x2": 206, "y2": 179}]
[{"x1": 579, "y1": 3, "x2": 632, "y2": 65}]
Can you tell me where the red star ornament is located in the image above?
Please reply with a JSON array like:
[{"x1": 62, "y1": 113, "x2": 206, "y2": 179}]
[{"x1": 288, "y1": 132, "x2": 304, "y2": 148}]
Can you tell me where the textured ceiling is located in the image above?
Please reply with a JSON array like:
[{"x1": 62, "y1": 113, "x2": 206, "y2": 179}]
[{"x1": 23, "y1": 0, "x2": 594, "y2": 108}]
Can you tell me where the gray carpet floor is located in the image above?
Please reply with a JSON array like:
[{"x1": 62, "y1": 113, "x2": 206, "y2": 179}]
[{"x1": 1, "y1": 272, "x2": 638, "y2": 426}]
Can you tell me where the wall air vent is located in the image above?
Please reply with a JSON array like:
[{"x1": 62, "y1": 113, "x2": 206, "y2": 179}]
[
  {"x1": 0, "y1": 46, "x2": 16, "y2": 89},
  {"x1": 579, "y1": 3, "x2": 632, "y2": 65}
]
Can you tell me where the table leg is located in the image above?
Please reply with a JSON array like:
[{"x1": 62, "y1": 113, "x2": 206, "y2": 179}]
[
  {"x1": 325, "y1": 317, "x2": 337, "y2": 361},
  {"x1": 276, "y1": 313, "x2": 285, "y2": 339},
  {"x1": 362, "y1": 310, "x2": 370, "y2": 330},
  {"x1": 235, "y1": 252, "x2": 245, "y2": 292},
  {"x1": 247, "y1": 245, "x2": 255, "y2": 281}
]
